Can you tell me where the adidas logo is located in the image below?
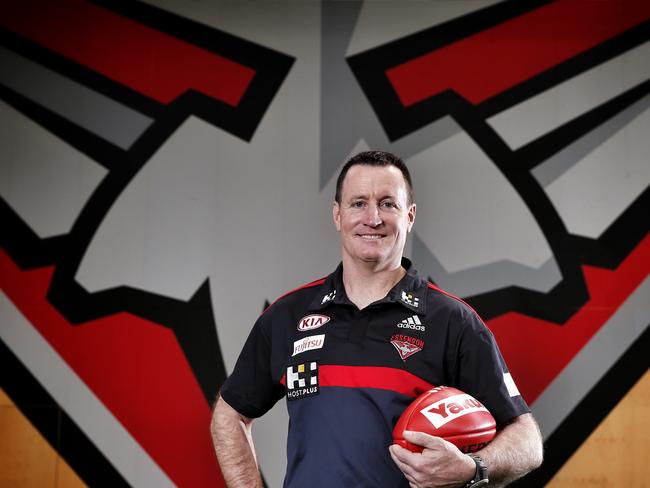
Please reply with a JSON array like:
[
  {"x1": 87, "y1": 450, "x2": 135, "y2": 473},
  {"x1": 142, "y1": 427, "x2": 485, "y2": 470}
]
[{"x1": 396, "y1": 315, "x2": 425, "y2": 332}]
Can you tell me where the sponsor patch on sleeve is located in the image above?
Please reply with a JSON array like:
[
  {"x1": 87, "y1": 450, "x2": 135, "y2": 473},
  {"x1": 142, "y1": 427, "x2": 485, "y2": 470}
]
[{"x1": 503, "y1": 372, "x2": 521, "y2": 397}]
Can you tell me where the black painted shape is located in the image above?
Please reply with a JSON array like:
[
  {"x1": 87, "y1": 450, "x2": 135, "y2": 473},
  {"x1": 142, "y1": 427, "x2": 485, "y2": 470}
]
[
  {"x1": 515, "y1": 80, "x2": 650, "y2": 172},
  {"x1": 0, "y1": 80, "x2": 123, "y2": 171},
  {"x1": 0, "y1": 199, "x2": 67, "y2": 268},
  {"x1": 450, "y1": 84, "x2": 650, "y2": 321},
  {"x1": 570, "y1": 190, "x2": 650, "y2": 269},
  {"x1": 449, "y1": 103, "x2": 589, "y2": 323},
  {"x1": 1, "y1": 340, "x2": 130, "y2": 487},
  {"x1": 510, "y1": 324, "x2": 650, "y2": 487},
  {"x1": 170, "y1": 281, "x2": 228, "y2": 403}
]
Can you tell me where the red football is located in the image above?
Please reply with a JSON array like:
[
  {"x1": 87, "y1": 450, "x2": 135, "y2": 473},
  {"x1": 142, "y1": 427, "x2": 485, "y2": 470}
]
[{"x1": 393, "y1": 386, "x2": 496, "y2": 453}]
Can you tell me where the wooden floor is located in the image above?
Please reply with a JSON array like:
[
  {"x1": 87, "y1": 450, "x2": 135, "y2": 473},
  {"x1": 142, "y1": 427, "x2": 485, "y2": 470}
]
[
  {"x1": 0, "y1": 389, "x2": 85, "y2": 488},
  {"x1": 547, "y1": 370, "x2": 649, "y2": 487}
]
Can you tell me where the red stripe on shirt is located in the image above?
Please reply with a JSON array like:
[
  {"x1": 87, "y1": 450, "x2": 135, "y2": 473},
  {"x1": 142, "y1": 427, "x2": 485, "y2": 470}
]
[
  {"x1": 281, "y1": 365, "x2": 434, "y2": 398},
  {"x1": 265, "y1": 278, "x2": 327, "y2": 312},
  {"x1": 428, "y1": 282, "x2": 488, "y2": 327}
]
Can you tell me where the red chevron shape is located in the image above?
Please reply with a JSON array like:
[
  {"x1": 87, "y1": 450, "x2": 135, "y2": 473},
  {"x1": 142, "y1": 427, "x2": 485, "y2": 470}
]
[
  {"x1": 2, "y1": 0, "x2": 255, "y2": 106},
  {"x1": 0, "y1": 250, "x2": 225, "y2": 488},
  {"x1": 488, "y1": 234, "x2": 650, "y2": 403}
]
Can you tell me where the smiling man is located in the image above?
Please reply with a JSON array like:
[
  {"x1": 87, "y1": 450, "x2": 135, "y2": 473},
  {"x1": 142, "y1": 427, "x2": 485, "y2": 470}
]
[{"x1": 211, "y1": 151, "x2": 543, "y2": 487}]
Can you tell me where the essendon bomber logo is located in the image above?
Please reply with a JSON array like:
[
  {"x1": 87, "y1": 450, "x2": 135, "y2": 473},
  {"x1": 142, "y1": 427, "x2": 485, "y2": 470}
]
[
  {"x1": 1, "y1": 1, "x2": 648, "y2": 487},
  {"x1": 391, "y1": 334, "x2": 424, "y2": 360}
]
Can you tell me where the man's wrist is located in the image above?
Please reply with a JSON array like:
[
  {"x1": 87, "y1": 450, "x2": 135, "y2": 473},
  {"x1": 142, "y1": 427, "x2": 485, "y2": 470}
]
[{"x1": 464, "y1": 453, "x2": 489, "y2": 487}]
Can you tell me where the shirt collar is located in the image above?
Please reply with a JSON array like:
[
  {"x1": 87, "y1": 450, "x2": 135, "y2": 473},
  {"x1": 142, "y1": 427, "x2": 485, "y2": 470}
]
[{"x1": 308, "y1": 257, "x2": 428, "y2": 313}]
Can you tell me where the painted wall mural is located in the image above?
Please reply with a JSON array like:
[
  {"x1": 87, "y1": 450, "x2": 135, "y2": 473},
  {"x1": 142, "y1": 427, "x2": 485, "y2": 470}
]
[{"x1": 1, "y1": 1, "x2": 648, "y2": 487}]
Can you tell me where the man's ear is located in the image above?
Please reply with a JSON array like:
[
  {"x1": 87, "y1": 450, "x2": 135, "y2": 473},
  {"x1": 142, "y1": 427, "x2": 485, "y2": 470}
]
[
  {"x1": 333, "y1": 202, "x2": 341, "y2": 232},
  {"x1": 407, "y1": 203, "x2": 416, "y2": 232}
]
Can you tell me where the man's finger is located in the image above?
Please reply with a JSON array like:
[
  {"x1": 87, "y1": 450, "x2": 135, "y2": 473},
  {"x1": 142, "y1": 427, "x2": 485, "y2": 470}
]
[
  {"x1": 389, "y1": 445, "x2": 417, "y2": 478},
  {"x1": 389, "y1": 443, "x2": 418, "y2": 465},
  {"x1": 403, "y1": 430, "x2": 444, "y2": 449}
]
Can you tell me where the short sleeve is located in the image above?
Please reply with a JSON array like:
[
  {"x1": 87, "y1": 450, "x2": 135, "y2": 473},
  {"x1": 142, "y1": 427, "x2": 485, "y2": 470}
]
[
  {"x1": 219, "y1": 314, "x2": 285, "y2": 418},
  {"x1": 450, "y1": 306, "x2": 529, "y2": 426}
]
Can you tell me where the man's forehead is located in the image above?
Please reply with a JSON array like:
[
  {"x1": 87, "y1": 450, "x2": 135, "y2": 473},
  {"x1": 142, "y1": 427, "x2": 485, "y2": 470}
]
[{"x1": 341, "y1": 165, "x2": 408, "y2": 198}]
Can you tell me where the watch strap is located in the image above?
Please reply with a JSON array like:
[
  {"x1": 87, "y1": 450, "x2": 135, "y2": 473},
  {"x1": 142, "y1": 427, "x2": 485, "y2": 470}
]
[{"x1": 464, "y1": 453, "x2": 489, "y2": 488}]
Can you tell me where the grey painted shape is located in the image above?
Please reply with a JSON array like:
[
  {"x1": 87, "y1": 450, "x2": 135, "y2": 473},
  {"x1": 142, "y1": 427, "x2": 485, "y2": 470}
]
[
  {"x1": 348, "y1": 0, "x2": 501, "y2": 56},
  {"x1": 412, "y1": 232, "x2": 562, "y2": 296},
  {"x1": 77, "y1": 116, "x2": 224, "y2": 301},
  {"x1": 320, "y1": 1, "x2": 450, "y2": 189},
  {"x1": 0, "y1": 100, "x2": 107, "y2": 238},
  {"x1": 407, "y1": 130, "x2": 555, "y2": 273},
  {"x1": 543, "y1": 102, "x2": 650, "y2": 239},
  {"x1": 531, "y1": 276, "x2": 650, "y2": 439},
  {"x1": 0, "y1": 293, "x2": 176, "y2": 488},
  {"x1": 0, "y1": 46, "x2": 153, "y2": 150},
  {"x1": 533, "y1": 94, "x2": 650, "y2": 187},
  {"x1": 320, "y1": 1, "x2": 464, "y2": 190},
  {"x1": 319, "y1": 0, "x2": 371, "y2": 189}
]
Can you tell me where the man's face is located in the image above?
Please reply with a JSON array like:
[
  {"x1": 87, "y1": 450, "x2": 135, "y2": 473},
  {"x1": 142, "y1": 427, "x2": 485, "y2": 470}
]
[{"x1": 333, "y1": 164, "x2": 416, "y2": 269}]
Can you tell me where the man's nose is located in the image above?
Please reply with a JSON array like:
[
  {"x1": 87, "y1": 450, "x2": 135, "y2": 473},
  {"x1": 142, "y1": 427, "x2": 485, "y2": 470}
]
[{"x1": 363, "y1": 204, "x2": 382, "y2": 227}]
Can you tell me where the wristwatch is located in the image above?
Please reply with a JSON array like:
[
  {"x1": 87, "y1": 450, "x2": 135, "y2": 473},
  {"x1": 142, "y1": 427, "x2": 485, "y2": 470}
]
[{"x1": 464, "y1": 453, "x2": 489, "y2": 487}]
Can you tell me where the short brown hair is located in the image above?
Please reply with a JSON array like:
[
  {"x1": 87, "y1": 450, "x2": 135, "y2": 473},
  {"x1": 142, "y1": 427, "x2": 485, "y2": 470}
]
[{"x1": 335, "y1": 151, "x2": 413, "y2": 204}]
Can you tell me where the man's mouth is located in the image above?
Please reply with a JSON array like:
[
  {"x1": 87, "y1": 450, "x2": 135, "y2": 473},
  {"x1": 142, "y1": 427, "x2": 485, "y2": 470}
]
[{"x1": 357, "y1": 234, "x2": 385, "y2": 240}]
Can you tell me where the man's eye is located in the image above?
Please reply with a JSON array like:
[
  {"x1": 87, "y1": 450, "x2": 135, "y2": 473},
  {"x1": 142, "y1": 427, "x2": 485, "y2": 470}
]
[
  {"x1": 351, "y1": 201, "x2": 365, "y2": 208},
  {"x1": 381, "y1": 201, "x2": 397, "y2": 208}
]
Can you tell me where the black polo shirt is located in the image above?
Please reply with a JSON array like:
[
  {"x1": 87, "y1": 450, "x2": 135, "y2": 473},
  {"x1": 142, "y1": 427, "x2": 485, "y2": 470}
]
[{"x1": 220, "y1": 258, "x2": 529, "y2": 487}]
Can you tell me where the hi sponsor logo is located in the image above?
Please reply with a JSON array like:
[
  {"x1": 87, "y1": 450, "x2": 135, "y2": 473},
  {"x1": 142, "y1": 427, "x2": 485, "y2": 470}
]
[
  {"x1": 420, "y1": 393, "x2": 489, "y2": 429},
  {"x1": 297, "y1": 314, "x2": 330, "y2": 331},
  {"x1": 390, "y1": 334, "x2": 424, "y2": 360},
  {"x1": 397, "y1": 315, "x2": 425, "y2": 332},
  {"x1": 292, "y1": 334, "x2": 325, "y2": 356},
  {"x1": 285, "y1": 361, "x2": 319, "y2": 400},
  {"x1": 400, "y1": 291, "x2": 420, "y2": 308}
]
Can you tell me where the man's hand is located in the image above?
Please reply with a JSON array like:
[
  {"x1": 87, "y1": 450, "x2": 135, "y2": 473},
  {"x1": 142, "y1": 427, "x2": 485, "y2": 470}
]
[
  {"x1": 389, "y1": 431, "x2": 475, "y2": 488},
  {"x1": 390, "y1": 413, "x2": 544, "y2": 488}
]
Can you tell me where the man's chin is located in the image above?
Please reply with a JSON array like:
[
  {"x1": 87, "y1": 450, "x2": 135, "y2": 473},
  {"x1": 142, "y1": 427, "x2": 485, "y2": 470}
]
[{"x1": 357, "y1": 252, "x2": 392, "y2": 265}]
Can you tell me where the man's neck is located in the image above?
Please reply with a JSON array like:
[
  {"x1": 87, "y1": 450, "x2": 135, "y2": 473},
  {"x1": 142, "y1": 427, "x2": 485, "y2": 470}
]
[{"x1": 341, "y1": 256, "x2": 406, "y2": 310}]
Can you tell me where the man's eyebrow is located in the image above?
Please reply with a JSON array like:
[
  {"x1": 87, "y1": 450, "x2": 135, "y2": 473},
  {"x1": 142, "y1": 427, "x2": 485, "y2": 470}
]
[{"x1": 347, "y1": 193, "x2": 400, "y2": 201}]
